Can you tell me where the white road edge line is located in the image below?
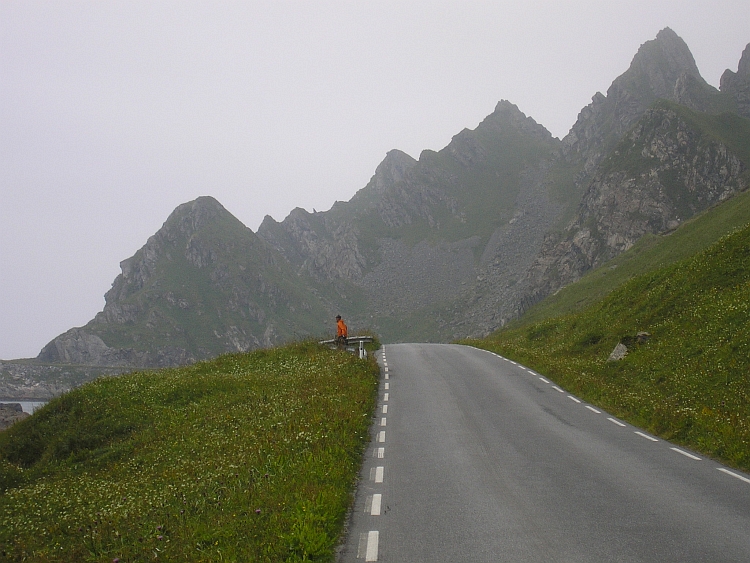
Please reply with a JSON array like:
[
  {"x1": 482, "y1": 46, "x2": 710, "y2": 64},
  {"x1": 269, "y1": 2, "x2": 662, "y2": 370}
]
[
  {"x1": 376, "y1": 447, "x2": 384, "y2": 458},
  {"x1": 382, "y1": 405, "x2": 388, "y2": 414},
  {"x1": 634, "y1": 431, "x2": 659, "y2": 442},
  {"x1": 552, "y1": 386, "x2": 564, "y2": 393},
  {"x1": 378, "y1": 431, "x2": 386, "y2": 443},
  {"x1": 568, "y1": 396, "x2": 581, "y2": 404},
  {"x1": 380, "y1": 417, "x2": 387, "y2": 426},
  {"x1": 375, "y1": 466, "x2": 384, "y2": 483},
  {"x1": 717, "y1": 468, "x2": 750, "y2": 485},
  {"x1": 384, "y1": 382, "x2": 389, "y2": 390},
  {"x1": 608, "y1": 417, "x2": 626, "y2": 427},
  {"x1": 670, "y1": 447, "x2": 701, "y2": 460},
  {"x1": 585, "y1": 406, "x2": 601, "y2": 414},
  {"x1": 365, "y1": 530, "x2": 379, "y2": 561},
  {"x1": 384, "y1": 392, "x2": 389, "y2": 401},
  {"x1": 539, "y1": 377, "x2": 550, "y2": 384}
]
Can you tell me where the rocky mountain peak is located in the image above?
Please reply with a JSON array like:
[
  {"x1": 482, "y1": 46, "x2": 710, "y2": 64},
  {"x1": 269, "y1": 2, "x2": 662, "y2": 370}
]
[
  {"x1": 482, "y1": 100, "x2": 552, "y2": 139},
  {"x1": 739, "y1": 43, "x2": 750, "y2": 77},
  {"x1": 627, "y1": 27, "x2": 704, "y2": 97},
  {"x1": 720, "y1": 43, "x2": 750, "y2": 118},
  {"x1": 117, "y1": 196, "x2": 234, "y2": 291},
  {"x1": 563, "y1": 28, "x2": 712, "y2": 173},
  {"x1": 718, "y1": 42, "x2": 750, "y2": 85},
  {"x1": 368, "y1": 149, "x2": 418, "y2": 196},
  {"x1": 445, "y1": 101, "x2": 553, "y2": 168},
  {"x1": 162, "y1": 195, "x2": 229, "y2": 237}
]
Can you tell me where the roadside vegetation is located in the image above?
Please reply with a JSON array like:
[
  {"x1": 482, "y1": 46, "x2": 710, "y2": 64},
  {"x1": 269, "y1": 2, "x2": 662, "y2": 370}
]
[
  {"x1": 0, "y1": 340, "x2": 380, "y2": 562},
  {"x1": 469, "y1": 220, "x2": 750, "y2": 472}
]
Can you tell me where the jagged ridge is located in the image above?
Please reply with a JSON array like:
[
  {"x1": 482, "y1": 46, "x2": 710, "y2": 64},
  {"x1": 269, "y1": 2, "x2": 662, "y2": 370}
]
[{"x1": 3, "y1": 29, "x2": 749, "y2": 399}]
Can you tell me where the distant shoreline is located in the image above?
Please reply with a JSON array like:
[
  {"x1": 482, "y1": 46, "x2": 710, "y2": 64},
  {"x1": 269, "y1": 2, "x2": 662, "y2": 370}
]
[
  {"x1": 0, "y1": 398, "x2": 49, "y2": 403},
  {"x1": 0, "y1": 400, "x2": 47, "y2": 413}
]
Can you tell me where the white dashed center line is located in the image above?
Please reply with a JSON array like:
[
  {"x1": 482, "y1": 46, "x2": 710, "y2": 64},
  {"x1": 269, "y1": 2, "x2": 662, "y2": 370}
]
[
  {"x1": 382, "y1": 404, "x2": 388, "y2": 414},
  {"x1": 375, "y1": 466, "x2": 384, "y2": 483},
  {"x1": 370, "y1": 493, "x2": 382, "y2": 515},
  {"x1": 380, "y1": 417, "x2": 387, "y2": 426},
  {"x1": 378, "y1": 431, "x2": 386, "y2": 443},
  {"x1": 365, "y1": 530, "x2": 379, "y2": 561}
]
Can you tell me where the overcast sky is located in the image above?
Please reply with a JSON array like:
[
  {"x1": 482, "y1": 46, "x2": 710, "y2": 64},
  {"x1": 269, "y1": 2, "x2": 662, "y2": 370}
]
[{"x1": 1, "y1": 1, "x2": 749, "y2": 360}]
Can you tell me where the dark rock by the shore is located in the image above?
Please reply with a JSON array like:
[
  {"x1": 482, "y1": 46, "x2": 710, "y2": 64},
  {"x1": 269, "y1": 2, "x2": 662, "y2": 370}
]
[{"x1": 0, "y1": 403, "x2": 30, "y2": 430}]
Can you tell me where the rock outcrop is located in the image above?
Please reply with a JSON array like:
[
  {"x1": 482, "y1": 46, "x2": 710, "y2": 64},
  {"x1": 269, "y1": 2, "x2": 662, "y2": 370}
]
[
  {"x1": 721, "y1": 43, "x2": 750, "y2": 119},
  {"x1": 0, "y1": 403, "x2": 29, "y2": 431},
  {"x1": 523, "y1": 104, "x2": 748, "y2": 301}
]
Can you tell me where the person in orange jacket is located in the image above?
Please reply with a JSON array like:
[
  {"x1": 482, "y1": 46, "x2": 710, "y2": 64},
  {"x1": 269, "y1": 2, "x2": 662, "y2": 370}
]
[{"x1": 335, "y1": 315, "x2": 348, "y2": 347}]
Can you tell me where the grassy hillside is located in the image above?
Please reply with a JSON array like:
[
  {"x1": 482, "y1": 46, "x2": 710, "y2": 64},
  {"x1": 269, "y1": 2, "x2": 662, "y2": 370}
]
[
  {"x1": 469, "y1": 219, "x2": 750, "y2": 471},
  {"x1": 0, "y1": 341, "x2": 379, "y2": 562}
]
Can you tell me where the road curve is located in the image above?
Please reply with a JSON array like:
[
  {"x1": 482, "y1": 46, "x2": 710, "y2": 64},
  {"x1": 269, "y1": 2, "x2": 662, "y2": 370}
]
[{"x1": 338, "y1": 343, "x2": 750, "y2": 562}]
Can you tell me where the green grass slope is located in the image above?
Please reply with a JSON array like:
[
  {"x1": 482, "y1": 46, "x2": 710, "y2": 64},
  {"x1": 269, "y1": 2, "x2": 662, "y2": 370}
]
[
  {"x1": 0, "y1": 341, "x2": 379, "y2": 562},
  {"x1": 469, "y1": 220, "x2": 750, "y2": 471}
]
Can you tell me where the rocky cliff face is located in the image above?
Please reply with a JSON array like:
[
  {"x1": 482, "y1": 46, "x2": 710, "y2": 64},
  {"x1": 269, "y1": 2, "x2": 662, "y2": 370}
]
[
  {"x1": 510, "y1": 30, "x2": 749, "y2": 318},
  {"x1": 444, "y1": 157, "x2": 562, "y2": 337},
  {"x1": 416, "y1": 30, "x2": 749, "y2": 337},
  {"x1": 523, "y1": 104, "x2": 749, "y2": 302},
  {"x1": 257, "y1": 99, "x2": 560, "y2": 337},
  {"x1": 259, "y1": 208, "x2": 368, "y2": 283}
]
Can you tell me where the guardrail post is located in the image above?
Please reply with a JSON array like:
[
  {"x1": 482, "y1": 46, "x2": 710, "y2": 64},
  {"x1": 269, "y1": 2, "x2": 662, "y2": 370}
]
[{"x1": 319, "y1": 336, "x2": 373, "y2": 359}]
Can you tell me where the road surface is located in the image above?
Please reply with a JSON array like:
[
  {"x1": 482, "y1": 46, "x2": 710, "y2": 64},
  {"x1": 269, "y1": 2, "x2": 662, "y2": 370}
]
[{"x1": 338, "y1": 343, "x2": 750, "y2": 562}]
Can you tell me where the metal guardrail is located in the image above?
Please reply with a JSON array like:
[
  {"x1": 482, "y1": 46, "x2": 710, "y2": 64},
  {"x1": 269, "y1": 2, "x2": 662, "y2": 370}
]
[{"x1": 319, "y1": 336, "x2": 374, "y2": 359}]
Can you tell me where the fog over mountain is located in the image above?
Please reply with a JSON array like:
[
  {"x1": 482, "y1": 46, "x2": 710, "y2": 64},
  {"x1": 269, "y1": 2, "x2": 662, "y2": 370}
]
[
  {"x1": 2, "y1": 26, "x2": 749, "y2": 400},
  {"x1": 2, "y1": 2, "x2": 750, "y2": 361}
]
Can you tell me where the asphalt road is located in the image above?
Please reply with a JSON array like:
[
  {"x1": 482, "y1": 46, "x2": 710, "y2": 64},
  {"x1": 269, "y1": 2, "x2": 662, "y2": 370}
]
[{"x1": 338, "y1": 343, "x2": 750, "y2": 562}]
